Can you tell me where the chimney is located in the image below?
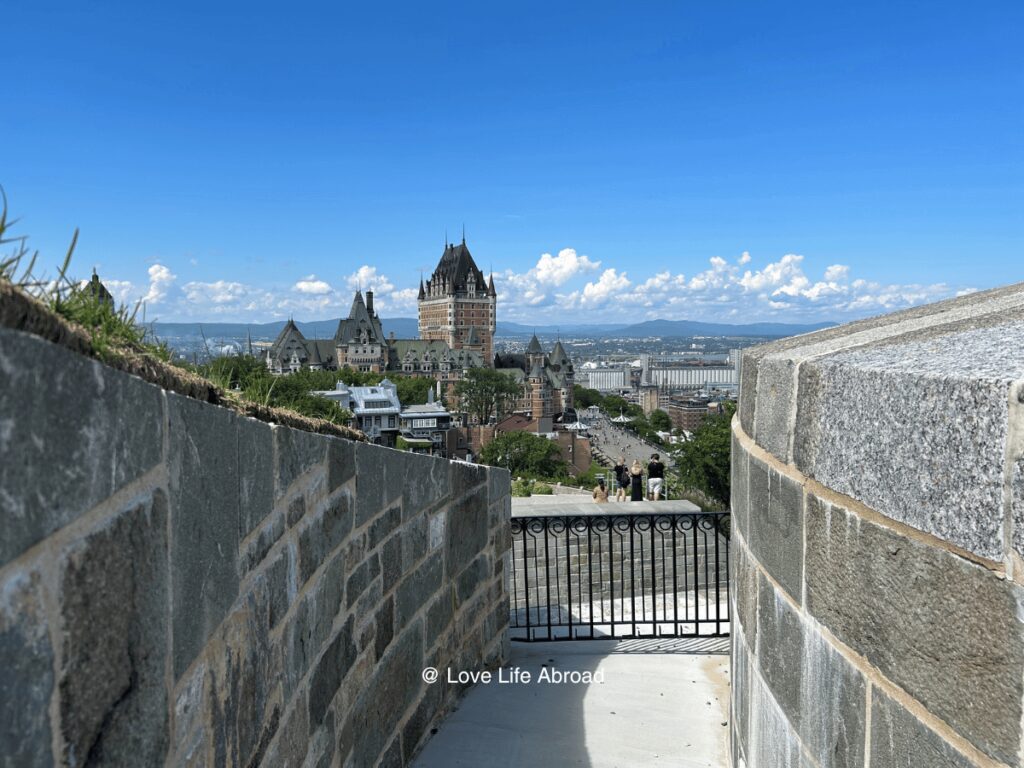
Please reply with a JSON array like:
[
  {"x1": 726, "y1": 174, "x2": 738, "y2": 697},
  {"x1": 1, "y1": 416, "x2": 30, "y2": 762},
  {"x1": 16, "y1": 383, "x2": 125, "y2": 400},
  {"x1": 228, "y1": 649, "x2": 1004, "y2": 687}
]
[{"x1": 366, "y1": 290, "x2": 374, "y2": 314}]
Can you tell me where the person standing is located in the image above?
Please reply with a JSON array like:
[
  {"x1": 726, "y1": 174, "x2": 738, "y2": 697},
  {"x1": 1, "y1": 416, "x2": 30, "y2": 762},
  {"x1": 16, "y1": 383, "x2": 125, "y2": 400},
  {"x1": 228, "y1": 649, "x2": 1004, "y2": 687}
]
[
  {"x1": 614, "y1": 457, "x2": 628, "y2": 502},
  {"x1": 592, "y1": 478, "x2": 610, "y2": 503},
  {"x1": 629, "y1": 460, "x2": 644, "y2": 502},
  {"x1": 647, "y1": 453, "x2": 665, "y2": 501}
]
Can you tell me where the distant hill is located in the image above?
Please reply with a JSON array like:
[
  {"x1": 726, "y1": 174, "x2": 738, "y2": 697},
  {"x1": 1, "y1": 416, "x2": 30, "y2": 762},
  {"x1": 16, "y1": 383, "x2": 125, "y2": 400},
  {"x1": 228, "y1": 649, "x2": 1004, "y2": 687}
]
[
  {"x1": 608, "y1": 319, "x2": 837, "y2": 338},
  {"x1": 150, "y1": 316, "x2": 835, "y2": 342},
  {"x1": 497, "y1": 321, "x2": 629, "y2": 336},
  {"x1": 150, "y1": 317, "x2": 420, "y2": 341}
]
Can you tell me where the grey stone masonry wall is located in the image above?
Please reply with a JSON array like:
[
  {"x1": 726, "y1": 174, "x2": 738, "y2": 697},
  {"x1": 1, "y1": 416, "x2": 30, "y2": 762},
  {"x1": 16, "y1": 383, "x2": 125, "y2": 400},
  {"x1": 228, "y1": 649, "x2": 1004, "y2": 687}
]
[
  {"x1": 0, "y1": 327, "x2": 511, "y2": 767},
  {"x1": 730, "y1": 282, "x2": 1024, "y2": 768}
]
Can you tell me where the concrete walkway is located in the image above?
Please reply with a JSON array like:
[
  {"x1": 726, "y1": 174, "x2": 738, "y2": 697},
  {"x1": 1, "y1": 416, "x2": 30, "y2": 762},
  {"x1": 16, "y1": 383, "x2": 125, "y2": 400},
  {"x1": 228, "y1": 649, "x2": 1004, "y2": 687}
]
[{"x1": 412, "y1": 638, "x2": 730, "y2": 768}]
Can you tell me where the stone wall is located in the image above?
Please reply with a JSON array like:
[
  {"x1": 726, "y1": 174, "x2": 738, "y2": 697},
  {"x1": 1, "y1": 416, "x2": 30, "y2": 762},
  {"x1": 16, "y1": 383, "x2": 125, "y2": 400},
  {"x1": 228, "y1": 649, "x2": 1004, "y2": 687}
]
[
  {"x1": 730, "y1": 282, "x2": 1024, "y2": 768},
  {"x1": 0, "y1": 327, "x2": 511, "y2": 767}
]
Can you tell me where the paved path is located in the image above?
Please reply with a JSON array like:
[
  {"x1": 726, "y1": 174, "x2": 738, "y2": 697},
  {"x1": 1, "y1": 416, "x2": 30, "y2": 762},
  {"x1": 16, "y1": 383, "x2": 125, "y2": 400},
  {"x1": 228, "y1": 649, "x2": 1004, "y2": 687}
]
[
  {"x1": 584, "y1": 414, "x2": 675, "y2": 471},
  {"x1": 412, "y1": 638, "x2": 730, "y2": 768}
]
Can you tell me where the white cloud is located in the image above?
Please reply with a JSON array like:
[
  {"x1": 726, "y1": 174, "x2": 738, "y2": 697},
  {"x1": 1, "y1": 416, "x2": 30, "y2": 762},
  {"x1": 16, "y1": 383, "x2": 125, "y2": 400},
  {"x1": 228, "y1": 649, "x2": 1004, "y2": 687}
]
[
  {"x1": 293, "y1": 275, "x2": 332, "y2": 295},
  {"x1": 183, "y1": 280, "x2": 260, "y2": 306},
  {"x1": 824, "y1": 264, "x2": 849, "y2": 282},
  {"x1": 533, "y1": 248, "x2": 600, "y2": 287},
  {"x1": 101, "y1": 248, "x2": 970, "y2": 325},
  {"x1": 581, "y1": 268, "x2": 631, "y2": 305},
  {"x1": 346, "y1": 265, "x2": 394, "y2": 294},
  {"x1": 143, "y1": 264, "x2": 175, "y2": 304}
]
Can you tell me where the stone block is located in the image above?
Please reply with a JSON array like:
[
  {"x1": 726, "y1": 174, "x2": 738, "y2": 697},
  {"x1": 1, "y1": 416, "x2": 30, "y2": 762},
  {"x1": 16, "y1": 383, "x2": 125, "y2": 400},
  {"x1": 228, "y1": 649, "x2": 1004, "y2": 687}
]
[
  {"x1": 791, "y1": 361, "x2": 823, "y2": 476},
  {"x1": 869, "y1": 689, "x2": 974, "y2": 768},
  {"x1": 426, "y1": 589, "x2": 454, "y2": 641},
  {"x1": 0, "y1": 329, "x2": 164, "y2": 569},
  {"x1": 744, "y1": 658, "x2": 801, "y2": 768},
  {"x1": 731, "y1": 540, "x2": 758, "y2": 650},
  {"x1": 326, "y1": 436, "x2": 356, "y2": 492},
  {"x1": 397, "y1": 555, "x2": 443, "y2": 629},
  {"x1": 298, "y1": 491, "x2": 353, "y2": 586},
  {"x1": 274, "y1": 424, "x2": 326, "y2": 499},
  {"x1": 58, "y1": 491, "x2": 169, "y2": 766},
  {"x1": 304, "y1": 710, "x2": 336, "y2": 768},
  {"x1": 346, "y1": 553, "x2": 381, "y2": 610},
  {"x1": 752, "y1": 354, "x2": 797, "y2": 461},
  {"x1": 402, "y1": 515, "x2": 428, "y2": 570},
  {"x1": 270, "y1": 694, "x2": 309, "y2": 767},
  {"x1": 287, "y1": 569, "x2": 349, "y2": 701},
  {"x1": 400, "y1": 677, "x2": 444, "y2": 763},
  {"x1": 794, "y1": 346, "x2": 1014, "y2": 559},
  {"x1": 347, "y1": 620, "x2": 425, "y2": 767},
  {"x1": 738, "y1": 347, "x2": 759, "y2": 439},
  {"x1": 238, "y1": 416, "x2": 274, "y2": 539},
  {"x1": 730, "y1": 628, "x2": 752, "y2": 766},
  {"x1": 169, "y1": 661, "x2": 206, "y2": 766},
  {"x1": 375, "y1": 596, "x2": 395, "y2": 660},
  {"x1": 805, "y1": 493, "x2": 1024, "y2": 764},
  {"x1": 456, "y1": 554, "x2": 491, "y2": 605},
  {"x1": 445, "y1": 484, "x2": 489, "y2": 579},
  {"x1": 487, "y1": 466, "x2": 511, "y2": 504},
  {"x1": 382, "y1": 535, "x2": 403, "y2": 594},
  {"x1": 757, "y1": 575, "x2": 865, "y2": 768},
  {"x1": 266, "y1": 548, "x2": 290, "y2": 630},
  {"x1": 168, "y1": 393, "x2": 241, "y2": 681},
  {"x1": 379, "y1": 737, "x2": 403, "y2": 768},
  {"x1": 428, "y1": 510, "x2": 446, "y2": 551},
  {"x1": 0, "y1": 568, "x2": 54, "y2": 767},
  {"x1": 452, "y1": 460, "x2": 488, "y2": 500},
  {"x1": 239, "y1": 511, "x2": 285, "y2": 575},
  {"x1": 402, "y1": 453, "x2": 452, "y2": 520},
  {"x1": 368, "y1": 504, "x2": 402, "y2": 550},
  {"x1": 730, "y1": 430, "x2": 749, "y2": 536},
  {"x1": 747, "y1": 462, "x2": 803, "y2": 602},
  {"x1": 354, "y1": 443, "x2": 386, "y2": 528},
  {"x1": 286, "y1": 495, "x2": 305, "y2": 528},
  {"x1": 308, "y1": 617, "x2": 356, "y2": 731},
  {"x1": 204, "y1": 586, "x2": 282, "y2": 768},
  {"x1": 1012, "y1": 453, "x2": 1024, "y2": 563}
]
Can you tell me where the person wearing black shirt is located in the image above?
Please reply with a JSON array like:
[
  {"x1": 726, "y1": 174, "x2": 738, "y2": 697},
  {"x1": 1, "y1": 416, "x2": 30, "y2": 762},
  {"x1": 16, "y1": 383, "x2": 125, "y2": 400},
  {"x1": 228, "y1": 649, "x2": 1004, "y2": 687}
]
[
  {"x1": 629, "y1": 460, "x2": 645, "y2": 501},
  {"x1": 614, "y1": 457, "x2": 628, "y2": 502},
  {"x1": 647, "y1": 454, "x2": 665, "y2": 501}
]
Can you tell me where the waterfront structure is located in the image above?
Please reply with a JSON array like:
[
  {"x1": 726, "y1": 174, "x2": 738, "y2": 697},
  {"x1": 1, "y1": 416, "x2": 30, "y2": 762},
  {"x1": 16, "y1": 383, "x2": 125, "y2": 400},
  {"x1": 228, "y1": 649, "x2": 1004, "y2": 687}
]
[{"x1": 585, "y1": 365, "x2": 631, "y2": 392}]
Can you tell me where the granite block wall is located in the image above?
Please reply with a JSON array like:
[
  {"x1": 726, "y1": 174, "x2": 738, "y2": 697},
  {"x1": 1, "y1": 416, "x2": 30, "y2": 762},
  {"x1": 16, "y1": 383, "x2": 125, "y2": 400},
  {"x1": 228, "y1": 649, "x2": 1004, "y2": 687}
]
[
  {"x1": 0, "y1": 327, "x2": 511, "y2": 767},
  {"x1": 730, "y1": 282, "x2": 1024, "y2": 768}
]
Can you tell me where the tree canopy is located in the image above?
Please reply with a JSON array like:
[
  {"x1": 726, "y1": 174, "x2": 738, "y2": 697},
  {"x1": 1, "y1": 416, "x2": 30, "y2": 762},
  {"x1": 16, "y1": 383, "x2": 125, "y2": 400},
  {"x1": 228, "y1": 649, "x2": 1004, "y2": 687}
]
[
  {"x1": 479, "y1": 431, "x2": 567, "y2": 479},
  {"x1": 670, "y1": 402, "x2": 735, "y2": 509},
  {"x1": 455, "y1": 368, "x2": 523, "y2": 424},
  {"x1": 649, "y1": 409, "x2": 672, "y2": 431}
]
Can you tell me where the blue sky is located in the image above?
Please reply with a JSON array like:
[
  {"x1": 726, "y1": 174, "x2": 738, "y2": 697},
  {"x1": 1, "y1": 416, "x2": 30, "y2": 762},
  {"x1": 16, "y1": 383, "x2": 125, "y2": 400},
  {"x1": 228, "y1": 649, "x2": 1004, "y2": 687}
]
[{"x1": 4, "y1": 1, "x2": 1021, "y2": 323}]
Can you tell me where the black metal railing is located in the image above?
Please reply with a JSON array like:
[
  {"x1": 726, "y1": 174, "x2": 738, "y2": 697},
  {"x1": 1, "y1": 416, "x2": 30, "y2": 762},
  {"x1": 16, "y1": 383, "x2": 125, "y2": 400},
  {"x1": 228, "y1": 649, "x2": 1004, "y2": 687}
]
[{"x1": 509, "y1": 512, "x2": 730, "y2": 641}]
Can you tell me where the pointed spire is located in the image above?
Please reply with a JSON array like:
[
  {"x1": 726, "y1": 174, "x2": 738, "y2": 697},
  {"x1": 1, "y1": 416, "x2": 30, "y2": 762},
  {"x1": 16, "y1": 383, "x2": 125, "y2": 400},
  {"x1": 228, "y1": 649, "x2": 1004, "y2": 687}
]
[
  {"x1": 418, "y1": 274, "x2": 426, "y2": 300},
  {"x1": 462, "y1": 224, "x2": 465, "y2": 244}
]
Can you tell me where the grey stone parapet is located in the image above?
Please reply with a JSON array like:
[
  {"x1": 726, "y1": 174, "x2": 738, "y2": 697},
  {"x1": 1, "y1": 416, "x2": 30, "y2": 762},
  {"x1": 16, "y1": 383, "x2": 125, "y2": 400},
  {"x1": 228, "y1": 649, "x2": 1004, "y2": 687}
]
[
  {"x1": 731, "y1": 282, "x2": 1024, "y2": 768},
  {"x1": 0, "y1": 327, "x2": 512, "y2": 767}
]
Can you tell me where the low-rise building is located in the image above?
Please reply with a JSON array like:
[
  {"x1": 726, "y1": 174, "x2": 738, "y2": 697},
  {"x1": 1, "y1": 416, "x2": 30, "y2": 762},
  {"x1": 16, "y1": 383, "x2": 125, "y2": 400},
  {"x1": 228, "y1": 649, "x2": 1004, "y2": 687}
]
[
  {"x1": 399, "y1": 390, "x2": 455, "y2": 456},
  {"x1": 312, "y1": 379, "x2": 402, "y2": 447}
]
